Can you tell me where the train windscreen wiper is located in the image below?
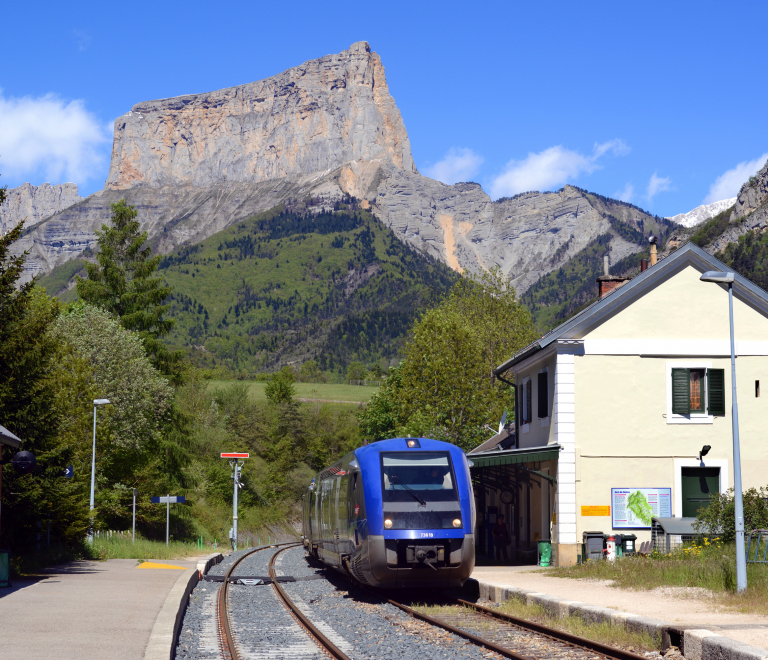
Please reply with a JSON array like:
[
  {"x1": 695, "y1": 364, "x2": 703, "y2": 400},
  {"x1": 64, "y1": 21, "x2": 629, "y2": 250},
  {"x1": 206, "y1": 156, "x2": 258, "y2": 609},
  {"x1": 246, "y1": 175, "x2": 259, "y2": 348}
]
[{"x1": 390, "y1": 475, "x2": 426, "y2": 506}]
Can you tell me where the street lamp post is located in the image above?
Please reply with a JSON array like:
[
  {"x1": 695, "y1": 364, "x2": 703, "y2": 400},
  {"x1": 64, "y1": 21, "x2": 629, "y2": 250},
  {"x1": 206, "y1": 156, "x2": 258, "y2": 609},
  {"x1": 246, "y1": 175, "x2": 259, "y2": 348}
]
[
  {"x1": 89, "y1": 399, "x2": 111, "y2": 543},
  {"x1": 700, "y1": 271, "x2": 747, "y2": 592}
]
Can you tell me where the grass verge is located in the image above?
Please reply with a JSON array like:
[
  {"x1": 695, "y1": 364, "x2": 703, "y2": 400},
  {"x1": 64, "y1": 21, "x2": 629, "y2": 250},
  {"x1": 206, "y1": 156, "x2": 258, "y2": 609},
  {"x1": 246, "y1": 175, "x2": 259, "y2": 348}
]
[
  {"x1": 547, "y1": 541, "x2": 768, "y2": 615},
  {"x1": 207, "y1": 380, "x2": 377, "y2": 403},
  {"x1": 415, "y1": 601, "x2": 660, "y2": 652},
  {"x1": 91, "y1": 535, "x2": 203, "y2": 561}
]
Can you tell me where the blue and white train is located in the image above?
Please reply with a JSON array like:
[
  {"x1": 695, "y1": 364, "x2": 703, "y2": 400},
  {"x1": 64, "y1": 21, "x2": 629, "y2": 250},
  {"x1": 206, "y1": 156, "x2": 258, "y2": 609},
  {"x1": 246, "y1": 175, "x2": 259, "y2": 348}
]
[{"x1": 301, "y1": 437, "x2": 475, "y2": 588}]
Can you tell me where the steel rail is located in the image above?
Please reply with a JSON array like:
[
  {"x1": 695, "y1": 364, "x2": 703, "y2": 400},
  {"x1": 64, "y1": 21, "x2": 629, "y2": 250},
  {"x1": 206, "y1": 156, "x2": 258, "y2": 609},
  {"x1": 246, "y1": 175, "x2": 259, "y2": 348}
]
[
  {"x1": 269, "y1": 545, "x2": 352, "y2": 660},
  {"x1": 217, "y1": 542, "x2": 298, "y2": 660},
  {"x1": 388, "y1": 596, "x2": 652, "y2": 660},
  {"x1": 454, "y1": 598, "x2": 650, "y2": 660},
  {"x1": 386, "y1": 598, "x2": 532, "y2": 660}
]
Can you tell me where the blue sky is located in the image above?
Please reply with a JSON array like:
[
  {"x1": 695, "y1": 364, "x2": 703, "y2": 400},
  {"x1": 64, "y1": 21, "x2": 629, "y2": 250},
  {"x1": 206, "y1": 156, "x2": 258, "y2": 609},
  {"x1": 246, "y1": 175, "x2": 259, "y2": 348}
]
[{"x1": 2, "y1": 1, "x2": 767, "y2": 218}]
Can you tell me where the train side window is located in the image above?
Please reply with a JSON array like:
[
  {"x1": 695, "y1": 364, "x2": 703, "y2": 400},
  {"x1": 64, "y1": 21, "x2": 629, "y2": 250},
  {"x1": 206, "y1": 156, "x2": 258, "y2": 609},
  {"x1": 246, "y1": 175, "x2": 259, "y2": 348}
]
[{"x1": 352, "y1": 473, "x2": 357, "y2": 491}]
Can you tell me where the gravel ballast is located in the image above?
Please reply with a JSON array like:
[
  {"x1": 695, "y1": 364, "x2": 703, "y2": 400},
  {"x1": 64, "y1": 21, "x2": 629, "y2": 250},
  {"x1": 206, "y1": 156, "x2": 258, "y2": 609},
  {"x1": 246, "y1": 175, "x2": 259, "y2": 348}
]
[{"x1": 176, "y1": 544, "x2": 501, "y2": 660}]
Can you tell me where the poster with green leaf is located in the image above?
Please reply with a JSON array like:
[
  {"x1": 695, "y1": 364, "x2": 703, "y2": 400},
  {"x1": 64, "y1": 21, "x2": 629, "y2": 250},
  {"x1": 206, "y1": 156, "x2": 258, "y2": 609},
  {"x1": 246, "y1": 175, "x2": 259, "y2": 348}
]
[{"x1": 611, "y1": 488, "x2": 671, "y2": 528}]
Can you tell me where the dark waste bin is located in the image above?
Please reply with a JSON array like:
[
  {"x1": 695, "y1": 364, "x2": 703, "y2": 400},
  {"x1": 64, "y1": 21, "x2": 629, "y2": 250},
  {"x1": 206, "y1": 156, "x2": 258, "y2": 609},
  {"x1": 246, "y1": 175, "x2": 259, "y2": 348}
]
[
  {"x1": 611, "y1": 533, "x2": 623, "y2": 558},
  {"x1": 582, "y1": 531, "x2": 605, "y2": 562},
  {"x1": 620, "y1": 533, "x2": 637, "y2": 555}
]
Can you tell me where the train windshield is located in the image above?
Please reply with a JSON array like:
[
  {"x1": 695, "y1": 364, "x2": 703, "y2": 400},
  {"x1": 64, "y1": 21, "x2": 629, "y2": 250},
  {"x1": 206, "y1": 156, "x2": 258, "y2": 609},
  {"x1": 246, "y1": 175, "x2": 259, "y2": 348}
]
[{"x1": 380, "y1": 452, "x2": 458, "y2": 502}]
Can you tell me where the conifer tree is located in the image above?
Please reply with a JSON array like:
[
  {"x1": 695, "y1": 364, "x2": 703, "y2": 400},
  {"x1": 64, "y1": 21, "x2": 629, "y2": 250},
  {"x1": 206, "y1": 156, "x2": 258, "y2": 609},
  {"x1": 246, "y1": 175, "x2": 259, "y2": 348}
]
[{"x1": 76, "y1": 199, "x2": 183, "y2": 383}]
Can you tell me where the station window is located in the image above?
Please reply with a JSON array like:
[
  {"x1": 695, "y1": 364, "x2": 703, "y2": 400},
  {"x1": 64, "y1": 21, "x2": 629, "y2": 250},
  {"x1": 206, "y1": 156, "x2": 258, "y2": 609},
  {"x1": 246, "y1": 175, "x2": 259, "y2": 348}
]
[
  {"x1": 671, "y1": 367, "x2": 724, "y2": 416},
  {"x1": 537, "y1": 371, "x2": 548, "y2": 419},
  {"x1": 520, "y1": 378, "x2": 532, "y2": 425}
]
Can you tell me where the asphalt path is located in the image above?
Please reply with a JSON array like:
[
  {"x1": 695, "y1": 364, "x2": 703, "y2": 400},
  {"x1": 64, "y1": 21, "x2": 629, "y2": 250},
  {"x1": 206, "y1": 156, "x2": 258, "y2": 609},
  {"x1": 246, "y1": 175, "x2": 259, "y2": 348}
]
[{"x1": 0, "y1": 557, "x2": 201, "y2": 660}]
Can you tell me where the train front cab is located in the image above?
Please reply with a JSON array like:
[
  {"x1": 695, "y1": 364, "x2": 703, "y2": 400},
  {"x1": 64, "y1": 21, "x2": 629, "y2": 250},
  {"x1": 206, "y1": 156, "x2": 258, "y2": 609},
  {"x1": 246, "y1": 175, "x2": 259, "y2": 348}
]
[{"x1": 359, "y1": 438, "x2": 475, "y2": 588}]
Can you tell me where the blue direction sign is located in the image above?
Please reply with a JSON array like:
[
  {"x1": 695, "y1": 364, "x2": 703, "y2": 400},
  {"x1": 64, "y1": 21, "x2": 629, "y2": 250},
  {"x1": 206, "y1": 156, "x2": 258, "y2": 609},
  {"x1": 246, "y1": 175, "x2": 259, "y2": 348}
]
[
  {"x1": 151, "y1": 496, "x2": 186, "y2": 504},
  {"x1": 62, "y1": 465, "x2": 73, "y2": 478}
]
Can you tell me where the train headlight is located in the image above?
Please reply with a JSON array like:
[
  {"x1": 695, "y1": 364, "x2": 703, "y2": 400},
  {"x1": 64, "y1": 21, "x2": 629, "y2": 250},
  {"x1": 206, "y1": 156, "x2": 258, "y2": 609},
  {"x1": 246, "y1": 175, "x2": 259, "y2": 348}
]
[
  {"x1": 384, "y1": 519, "x2": 393, "y2": 529},
  {"x1": 452, "y1": 519, "x2": 462, "y2": 528}
]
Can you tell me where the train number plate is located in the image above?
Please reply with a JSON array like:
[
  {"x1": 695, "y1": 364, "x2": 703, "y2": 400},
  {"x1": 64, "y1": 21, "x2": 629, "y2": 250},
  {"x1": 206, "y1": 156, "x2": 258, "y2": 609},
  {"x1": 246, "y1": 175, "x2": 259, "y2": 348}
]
[{"x1": 420, "y1": 532, "x2": 434, "y2": 538}]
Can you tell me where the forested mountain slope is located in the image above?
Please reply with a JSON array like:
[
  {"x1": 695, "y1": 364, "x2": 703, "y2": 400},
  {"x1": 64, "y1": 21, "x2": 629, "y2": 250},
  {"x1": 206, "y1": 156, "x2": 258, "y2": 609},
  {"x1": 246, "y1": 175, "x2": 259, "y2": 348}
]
[
  {"x1": 39, "y1": 199, "x2": 458, "y2": 375},
  {"x1": 521, "y1": 188, "x2": 676, "y2": 330}
]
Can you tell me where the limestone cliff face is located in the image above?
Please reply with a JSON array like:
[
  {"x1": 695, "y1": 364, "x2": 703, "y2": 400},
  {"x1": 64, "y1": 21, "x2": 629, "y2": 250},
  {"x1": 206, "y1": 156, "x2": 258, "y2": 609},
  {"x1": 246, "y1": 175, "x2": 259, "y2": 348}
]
[
  {"x1": 338, "y1": 162, "x2": 646, "y2": 293},
  {"x1": 106, "y1": 41, "x2": 415, "y2": 190},
  {"x1": 0, "y1": 183, "x2": 81, "y2": 233},
  {"x1": 17, "y1": 42, "x2": 655, "y2": 295}
]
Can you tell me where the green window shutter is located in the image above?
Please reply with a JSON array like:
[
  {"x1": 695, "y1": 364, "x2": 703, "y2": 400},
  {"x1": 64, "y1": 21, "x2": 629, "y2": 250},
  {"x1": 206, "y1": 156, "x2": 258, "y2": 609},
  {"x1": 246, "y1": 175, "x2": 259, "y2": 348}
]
[
  {"x1": 707, "y1": 368, "x2": 725, "y2": 416},
  {"x1": 537, "y1": 372, "x2": 548, "y2": 418},
  {"x1": 671, "y1": 368, "x2": 690, "y2": 415}
]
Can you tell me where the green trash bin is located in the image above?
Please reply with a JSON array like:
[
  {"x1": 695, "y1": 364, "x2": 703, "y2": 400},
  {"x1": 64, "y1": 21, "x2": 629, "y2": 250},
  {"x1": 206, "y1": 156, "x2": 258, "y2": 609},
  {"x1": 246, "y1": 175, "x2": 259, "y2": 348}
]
[
  {"x1": 538, "y1": 540, "x2": 552, "y2": 567},
  {"x1": 613, "y1": 533, "x2": 623, "y2": 558},
  {"x1": 0, "y1": 549, "x2": 9, "y2": 588},
  {"x1": 621, "y1": 533, "x2": 637, "y2": 555}
]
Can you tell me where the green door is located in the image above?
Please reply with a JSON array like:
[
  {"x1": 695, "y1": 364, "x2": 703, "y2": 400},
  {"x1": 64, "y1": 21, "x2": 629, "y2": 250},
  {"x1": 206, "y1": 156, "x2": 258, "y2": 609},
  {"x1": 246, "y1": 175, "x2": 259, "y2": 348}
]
[{"x1": 681, "y1": 467, "x2": 720, "y2": 517}]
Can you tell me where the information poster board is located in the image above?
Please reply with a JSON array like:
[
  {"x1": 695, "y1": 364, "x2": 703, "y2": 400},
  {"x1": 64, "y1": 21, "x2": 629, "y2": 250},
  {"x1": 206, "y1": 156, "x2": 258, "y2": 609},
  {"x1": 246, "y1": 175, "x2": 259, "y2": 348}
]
[{"x1": 611, "y1": 488, "x2": 671, "y2": 528}]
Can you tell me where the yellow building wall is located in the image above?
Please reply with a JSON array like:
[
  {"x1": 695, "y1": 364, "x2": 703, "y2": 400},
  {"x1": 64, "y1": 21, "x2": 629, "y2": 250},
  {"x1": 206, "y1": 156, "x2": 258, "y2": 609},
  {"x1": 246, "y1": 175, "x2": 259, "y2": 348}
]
[
  {"x1": 574, "y1": 354, "x2": 768, "y2": 542},
  {"x1": 585, "y1": 264, "x2": 768, "y2": 341}
]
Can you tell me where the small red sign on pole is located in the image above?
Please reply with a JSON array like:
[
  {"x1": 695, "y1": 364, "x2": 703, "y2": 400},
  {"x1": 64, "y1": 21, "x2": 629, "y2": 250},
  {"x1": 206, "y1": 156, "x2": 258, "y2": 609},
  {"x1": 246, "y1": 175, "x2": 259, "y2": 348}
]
[{"x1": 220, "y1": 453, "x2": 250, "y2": 458}]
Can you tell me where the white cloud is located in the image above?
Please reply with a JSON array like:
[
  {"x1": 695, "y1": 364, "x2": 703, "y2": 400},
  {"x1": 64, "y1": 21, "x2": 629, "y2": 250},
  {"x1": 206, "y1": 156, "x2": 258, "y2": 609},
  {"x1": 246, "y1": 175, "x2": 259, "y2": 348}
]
[
  {"x1": 704, "y1": 153, "x2": 768, "y2": 204},
  {"x1": 489, "y1": 139, "x2": 629, "y2": 199},
  {"x1": 423, "y1": 148, "x2": 484, "y2": 185},
  {"x1": 647, "y1": 172, "x2": 673, "y2": 200},
  {"x1": 593, "y1": 139, "x2": 631, "y2": 159},
  {"x1": 614, "y1": 183, "x2": 634, "y2": 203},
  {"x1": 0, "y1": 90, "x2": 109, "y2": 185},
  {"x1": 73, "y1": 30, "x2": 92, "y2": 51}
]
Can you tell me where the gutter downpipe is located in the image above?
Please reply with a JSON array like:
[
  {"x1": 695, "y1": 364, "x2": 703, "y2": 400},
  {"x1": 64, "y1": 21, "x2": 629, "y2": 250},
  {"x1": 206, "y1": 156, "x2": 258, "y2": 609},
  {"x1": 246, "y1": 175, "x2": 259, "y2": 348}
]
[{"x1": 493, "y1": 371, "x2": 517, "y2": 444}]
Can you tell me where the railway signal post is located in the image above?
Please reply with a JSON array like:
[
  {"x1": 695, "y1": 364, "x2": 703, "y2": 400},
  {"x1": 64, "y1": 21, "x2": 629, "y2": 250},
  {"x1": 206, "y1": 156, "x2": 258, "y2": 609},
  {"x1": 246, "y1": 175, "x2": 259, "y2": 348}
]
[{"x1": 221, "y1": 453, "x2": 249, "y2": 551}]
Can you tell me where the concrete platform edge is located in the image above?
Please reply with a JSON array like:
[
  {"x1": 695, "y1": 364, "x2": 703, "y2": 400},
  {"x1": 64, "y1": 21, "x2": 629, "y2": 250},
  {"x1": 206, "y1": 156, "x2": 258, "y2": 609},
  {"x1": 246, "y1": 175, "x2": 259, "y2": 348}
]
[
  {"x1": 144, "y1": 554, "x2": 222, "y2": 660},
  {"x1": 196, "y1": 552, "x2": 224, "y2": 578},
  {"x1": 467, "y1": 578, "x2": 768, "y2": 660}
]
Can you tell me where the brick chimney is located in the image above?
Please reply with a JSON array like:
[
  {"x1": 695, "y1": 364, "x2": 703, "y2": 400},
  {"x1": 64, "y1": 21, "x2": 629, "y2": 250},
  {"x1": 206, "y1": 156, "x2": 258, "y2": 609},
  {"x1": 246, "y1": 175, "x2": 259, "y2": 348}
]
[{"x1": 596, "y1": 255, "x2": 631, "y2": 299}]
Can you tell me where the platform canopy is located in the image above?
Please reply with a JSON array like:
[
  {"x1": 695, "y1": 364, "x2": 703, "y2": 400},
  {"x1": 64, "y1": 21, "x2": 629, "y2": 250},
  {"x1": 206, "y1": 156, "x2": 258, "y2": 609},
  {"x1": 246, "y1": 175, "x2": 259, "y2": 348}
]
[
  {"x1": 0, "y1": 424, "x2": 21, "y2": 449},
  {"x1": 467, "y1": 444, "x2": 560, "y2": 469}
]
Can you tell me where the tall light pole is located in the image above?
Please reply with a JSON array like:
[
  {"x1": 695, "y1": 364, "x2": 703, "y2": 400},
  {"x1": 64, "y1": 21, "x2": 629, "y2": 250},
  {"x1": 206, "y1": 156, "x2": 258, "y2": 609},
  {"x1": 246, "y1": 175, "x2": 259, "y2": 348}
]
[
  {"x1": 700, "y1": 271, "x2": 747, "y2": 592},
  {"x1": 89, "y1": 399, "x2": 111, "y2": 543}
]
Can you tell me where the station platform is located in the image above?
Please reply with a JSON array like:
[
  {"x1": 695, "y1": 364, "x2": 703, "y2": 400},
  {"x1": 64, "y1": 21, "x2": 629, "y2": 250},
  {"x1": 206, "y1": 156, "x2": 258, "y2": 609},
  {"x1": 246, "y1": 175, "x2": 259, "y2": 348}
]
[
  {"x1": 470, "y1": 565, "x2": 768, "y2": 650},
  {"x1": 0, "y1": 557, "x2": 202, "y2": 660}
]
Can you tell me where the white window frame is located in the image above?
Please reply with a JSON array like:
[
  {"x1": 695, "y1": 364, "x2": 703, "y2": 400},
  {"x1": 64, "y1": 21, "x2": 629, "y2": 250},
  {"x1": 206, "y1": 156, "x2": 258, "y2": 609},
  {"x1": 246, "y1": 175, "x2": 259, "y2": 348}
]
[
  {"x1": 666, "y1": 361, "x2": 714, "y2": 424},
  {"x1": 520, "y1": 376, "x2": 531, "y2": 434},
  {"x1": 673, "y1": 458, "x2": 728, "y2": 518},
  {"x1": 539, "y1": 366, "x2": 550, "y2": 427}
]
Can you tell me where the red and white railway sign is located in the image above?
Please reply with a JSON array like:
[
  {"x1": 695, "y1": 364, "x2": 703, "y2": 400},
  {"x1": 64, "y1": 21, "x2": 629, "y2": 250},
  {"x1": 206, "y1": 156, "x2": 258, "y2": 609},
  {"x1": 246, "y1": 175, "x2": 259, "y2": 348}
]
[{"x1": 220, "y1": 453, "x2": 250, "y2": 458}]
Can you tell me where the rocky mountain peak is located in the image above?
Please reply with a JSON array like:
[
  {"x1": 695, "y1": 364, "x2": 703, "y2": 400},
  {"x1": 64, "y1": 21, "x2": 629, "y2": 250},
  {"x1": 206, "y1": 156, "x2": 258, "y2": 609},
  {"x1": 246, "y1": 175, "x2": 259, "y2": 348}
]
[
  {"x1": 0, "y1": 182, "x2": 82, "y2": 234},
  {"x1": 105, "y1": 41, "x2": 415, "y2": 191}
]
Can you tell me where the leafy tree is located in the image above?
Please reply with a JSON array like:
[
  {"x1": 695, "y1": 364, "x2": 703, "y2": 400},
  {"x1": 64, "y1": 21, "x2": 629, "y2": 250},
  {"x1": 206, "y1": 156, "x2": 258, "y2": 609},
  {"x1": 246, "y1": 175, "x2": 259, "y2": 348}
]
[
  {"x1": 359, "y1": 267, "x2": 537, "y2": 449},
  {"x1": 76, "y1": 199, "x2": 183, "y2": 383},
  {"x1": 264, "y1": 368, "x2": 296, "y2": 404},
  {"x1": 695, "y1": 486, "x2": 768, "y2": 542},
  {"x1": 52, "y1": 303, "x2": 181, "y2": 534},
  {"x1": 0, "y1": 206, "x2": 92, "y2": 552},
  {"x1": 346, "y1": 361, "x2": 367, "y2": 382},
  {"x1": 299, "y1": 360, "x2": 327, "y2": 383}
]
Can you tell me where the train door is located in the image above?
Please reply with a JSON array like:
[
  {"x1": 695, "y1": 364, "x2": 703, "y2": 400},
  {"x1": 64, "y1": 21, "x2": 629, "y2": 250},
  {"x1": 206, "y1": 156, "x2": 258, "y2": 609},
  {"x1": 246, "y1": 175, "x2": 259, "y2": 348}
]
[
  {"x1": 336, "y1": 474, "x2": 349, "y2": 551},
  {"x1": 322, "y1": 479, "x2": 334, "y2": 544}
]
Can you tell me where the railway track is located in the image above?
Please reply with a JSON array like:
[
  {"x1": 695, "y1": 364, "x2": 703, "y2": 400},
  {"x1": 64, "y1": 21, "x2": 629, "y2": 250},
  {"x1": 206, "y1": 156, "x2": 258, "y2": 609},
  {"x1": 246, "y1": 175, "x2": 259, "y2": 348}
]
[
  {"x1": 387, "y1": 596, "x2": 652, "y2": 660},
  {"x1": 216, "y1": 543, "x2": 351, "y2": 660},
  {"x1": 199, "y1": 544, "x2": 655, "y2": 660}
]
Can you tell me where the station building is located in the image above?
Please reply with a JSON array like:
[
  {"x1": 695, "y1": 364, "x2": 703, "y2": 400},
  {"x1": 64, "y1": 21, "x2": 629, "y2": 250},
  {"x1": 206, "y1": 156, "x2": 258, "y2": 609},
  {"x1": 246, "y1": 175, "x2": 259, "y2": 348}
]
[{"x1": 470, "y1": 242, "x2": 768, "y2": 566}]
